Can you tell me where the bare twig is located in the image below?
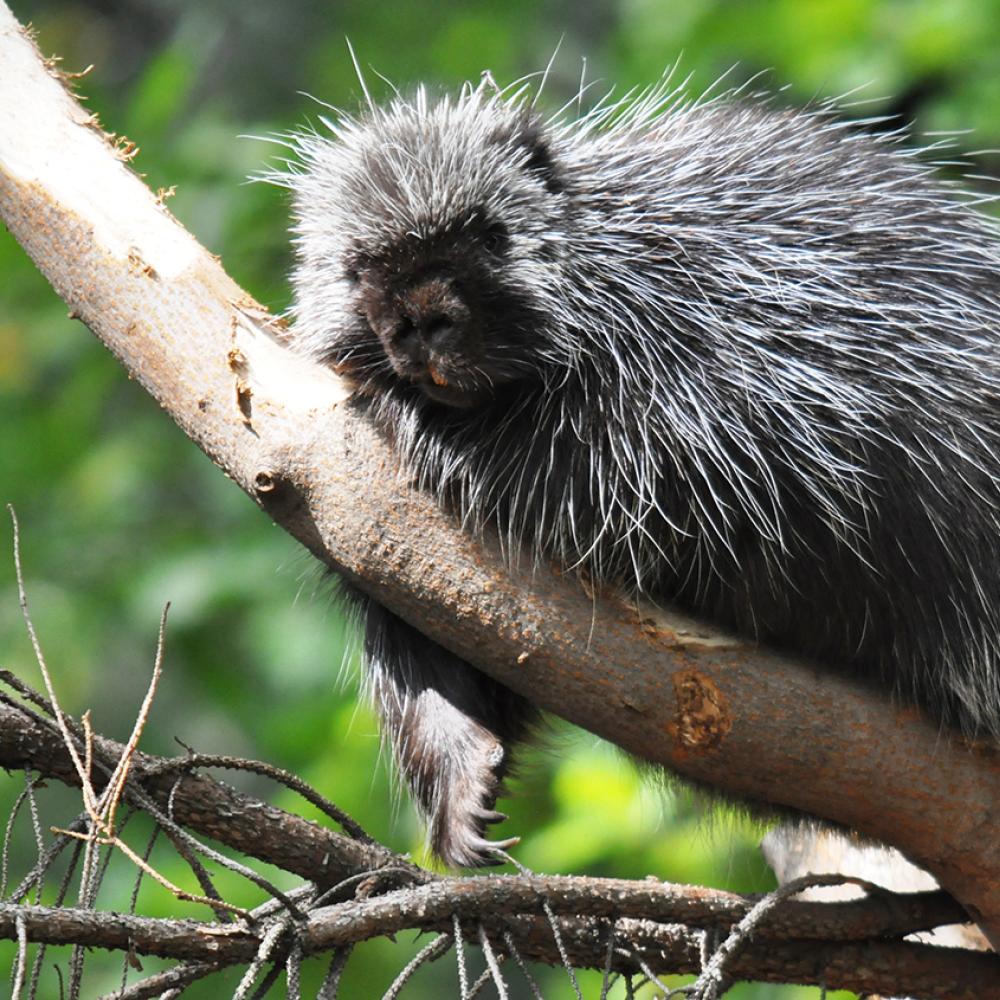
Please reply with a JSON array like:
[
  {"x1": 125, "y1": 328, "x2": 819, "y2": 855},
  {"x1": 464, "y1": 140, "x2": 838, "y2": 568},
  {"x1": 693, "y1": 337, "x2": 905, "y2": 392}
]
[
  {"x1": 467, "y1": 967, "x2": 498, "y2": 999},
  {"x1": 28, "y1": 834, "x2": 84, "y2": 1000},
  {"x1": 502, "y1": 929, "x2": 544, "y2": 1000},
  {"x1": 151, "y1": 750, "x2": 371, "y2": 843},
  {"x1": 55, "y1": 828, "x2": 250, "y2": 919},
  {"x1": 478, "y1": 924, "x2": 509, "y2": 1000},
  {"x1": 158, "y1": 820, "x2": 232, "y2": 923},
  {"x1": 9, "y1": 506, "x2": 94, "y2": 812},
  {"x1": 689, "y1": 873, "x2": 868, "y2": 999},
  {"x1": 286, "y1": 939, "x2": 304, "y2": 1000},
  {"x1": 600, "y1": 919, "x2": 617, "y2": 1000},
  {"x1": 99, "y1": 961, "x2": 222, "y2": 1000},
  {"x1": 316, "y1": 946, "x2": 352, "y2": 1000},
  {"x1": 233, "y1": 918, "x2": 289, "y2": 1000},
  {"x1": 542, "y1": 897, "x2": 583, "y2": 1000},
  {"x1": 5, "y1": 812, "x2": 88, "y2": 904},
  {"x1": 246, "y1": 960, "x2": 285, "y2": 1000},
  {"x1": 453, "y1": 913, "x2": 469, "y2": 1000},
  {"x1": 119, "y1": 822, "x2": 160, "y2": 995},
  {"x1": 98, "y1": 604, "x2": 170, "y2": 832},
  {"x1": 2, "y1": 777, "x2": 38, "y2": 898},
  {"x1": 12, "y1": 913, "x2": 28, "y2": 999},
  {"x1": 382, "y1": 934, "x2": 453, "y2": 1000}
]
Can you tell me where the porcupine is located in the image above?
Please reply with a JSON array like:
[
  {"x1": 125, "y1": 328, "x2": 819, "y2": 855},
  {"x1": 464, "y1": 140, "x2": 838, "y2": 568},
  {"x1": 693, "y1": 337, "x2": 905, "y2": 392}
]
[{"x1": 279, "y1": 76, "x2": 1000, "y2": 867}]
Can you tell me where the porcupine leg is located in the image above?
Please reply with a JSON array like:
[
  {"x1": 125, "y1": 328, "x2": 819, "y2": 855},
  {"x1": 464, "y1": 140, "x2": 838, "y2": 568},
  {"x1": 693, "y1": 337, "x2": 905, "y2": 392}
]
[{"x1": 342, "y1": 585, "x2": 534, "y2": 867}]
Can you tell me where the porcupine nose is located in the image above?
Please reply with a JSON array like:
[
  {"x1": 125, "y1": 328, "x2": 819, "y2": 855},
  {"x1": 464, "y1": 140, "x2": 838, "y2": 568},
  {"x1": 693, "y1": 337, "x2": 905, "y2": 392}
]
[
  {"x1": 391, "y1": 278, "x2": 468, "y2": 367},
  {"x1": 392, "y1": 314, "x2": 457, "y2": 357}
]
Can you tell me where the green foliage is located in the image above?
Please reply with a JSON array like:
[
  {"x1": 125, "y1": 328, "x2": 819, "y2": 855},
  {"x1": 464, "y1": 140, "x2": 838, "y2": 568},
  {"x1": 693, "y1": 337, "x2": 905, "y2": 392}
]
[{"x1": 3, "y1": 1, "x2": 997, "y2": 995}]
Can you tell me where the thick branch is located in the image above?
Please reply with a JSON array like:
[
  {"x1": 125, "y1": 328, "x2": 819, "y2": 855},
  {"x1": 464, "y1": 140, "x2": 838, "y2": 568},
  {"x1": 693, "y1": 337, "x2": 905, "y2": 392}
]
[
  {"x1": 0, "y1": 903, "x2": 257, "y2": 964},
  {"x1": 1, "y1": 0, "x2": 998, "y2": 948},
  {"x1": 2, "y1": 886, "x2": 997, "y2": 1000},
  {"x1": 301, "y1": 874, "x2": 970, "y2": 946}
]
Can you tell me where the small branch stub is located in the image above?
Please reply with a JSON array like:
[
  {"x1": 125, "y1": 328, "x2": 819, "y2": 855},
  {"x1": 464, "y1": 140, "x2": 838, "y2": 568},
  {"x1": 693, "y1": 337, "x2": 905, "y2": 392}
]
[{"x1": 254, "y1": 471, "x2": 278, "y2": 494}]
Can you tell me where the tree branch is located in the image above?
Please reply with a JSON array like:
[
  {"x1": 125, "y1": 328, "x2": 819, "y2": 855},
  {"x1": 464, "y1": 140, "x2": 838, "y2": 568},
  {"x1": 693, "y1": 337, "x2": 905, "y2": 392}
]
[
  {"x1": 1, "y1": 0, "x2": 998, "y2": 952},
  {"x1": 0, "y1": 689, "x2": 412, "y2": 889},
  {"x1": 2, "y1": 888, "x2": 997, "y2": 1000}
]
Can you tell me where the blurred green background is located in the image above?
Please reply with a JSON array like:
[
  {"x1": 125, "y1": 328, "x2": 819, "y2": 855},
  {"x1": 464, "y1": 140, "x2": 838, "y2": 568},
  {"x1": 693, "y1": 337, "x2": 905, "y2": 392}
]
[{"x1": 2, "y1": 0, "x2": 998, "y2": 996}]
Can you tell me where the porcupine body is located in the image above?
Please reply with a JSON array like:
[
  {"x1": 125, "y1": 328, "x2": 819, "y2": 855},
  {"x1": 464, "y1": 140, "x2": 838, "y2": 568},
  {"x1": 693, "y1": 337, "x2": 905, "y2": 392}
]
[{"x1": 282, "y1": 79, "x2": 1000, "y2": 866}]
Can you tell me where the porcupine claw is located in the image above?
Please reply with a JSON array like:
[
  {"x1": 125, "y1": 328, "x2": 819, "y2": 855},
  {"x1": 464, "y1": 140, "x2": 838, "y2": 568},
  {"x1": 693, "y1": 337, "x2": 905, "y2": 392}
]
[{"x1": 422, "y1": 715, "x2": 520, "y2": 867}]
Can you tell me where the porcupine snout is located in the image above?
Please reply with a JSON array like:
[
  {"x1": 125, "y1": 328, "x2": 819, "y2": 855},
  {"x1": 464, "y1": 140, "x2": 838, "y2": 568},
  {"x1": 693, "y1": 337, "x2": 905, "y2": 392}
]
[
  {"x1": 362, "y1": 271, "x2": 488, "y2": 408},
  {"x1": 385, "y1": 277, "x2": 469, "y2": 370}
]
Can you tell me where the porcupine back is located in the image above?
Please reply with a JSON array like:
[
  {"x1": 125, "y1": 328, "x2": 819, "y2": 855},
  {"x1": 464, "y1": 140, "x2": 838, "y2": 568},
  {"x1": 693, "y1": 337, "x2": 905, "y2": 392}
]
[{"x1": 286, "y1": 80, "x2": 1000, "y2": 745}]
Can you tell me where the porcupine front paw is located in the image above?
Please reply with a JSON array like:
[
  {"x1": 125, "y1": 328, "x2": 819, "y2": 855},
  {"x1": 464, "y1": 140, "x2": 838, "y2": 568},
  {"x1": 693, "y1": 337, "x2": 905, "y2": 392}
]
[
  {"x1": 355, "y1": 594, "x2": 535, "y2": 867},
  {"x1": 389, "y1": 682, "x2": 517, "y2": 867}
]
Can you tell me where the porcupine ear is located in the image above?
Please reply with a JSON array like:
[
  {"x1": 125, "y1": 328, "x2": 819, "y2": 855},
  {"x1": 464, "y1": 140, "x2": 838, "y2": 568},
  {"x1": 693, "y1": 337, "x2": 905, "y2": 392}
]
[{"x1": 492, "y1": 114, "x2": 564, "y2": 195}]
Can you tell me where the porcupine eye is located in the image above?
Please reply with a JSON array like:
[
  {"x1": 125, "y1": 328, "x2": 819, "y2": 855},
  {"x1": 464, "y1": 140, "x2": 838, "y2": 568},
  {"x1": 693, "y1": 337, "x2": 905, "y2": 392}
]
[
  {"x1": 481, "y1": 220, "x2": 510, "y2": 258},
  {"x1": 343, "y1": 254, "x2": 365, "y2": 285}
]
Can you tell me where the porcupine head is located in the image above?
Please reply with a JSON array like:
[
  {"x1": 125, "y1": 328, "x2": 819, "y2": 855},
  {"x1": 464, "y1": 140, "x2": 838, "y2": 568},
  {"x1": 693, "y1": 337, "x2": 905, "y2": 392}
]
[{"x1": 287, "y1": 80, "x2": 573, "y2": 412}]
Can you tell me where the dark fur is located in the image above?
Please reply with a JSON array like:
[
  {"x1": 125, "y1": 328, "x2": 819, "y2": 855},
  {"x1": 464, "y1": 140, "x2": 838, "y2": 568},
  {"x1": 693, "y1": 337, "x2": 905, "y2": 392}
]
[{"x1": 282, "y1": 80, "x2": 1000, "y2": 865}]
